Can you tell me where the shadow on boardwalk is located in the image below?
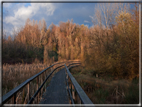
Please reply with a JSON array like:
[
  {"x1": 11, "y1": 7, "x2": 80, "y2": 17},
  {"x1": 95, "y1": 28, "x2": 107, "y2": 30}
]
[{"x1": 39, "y1": 68, "x2": 69, "y2": 104}]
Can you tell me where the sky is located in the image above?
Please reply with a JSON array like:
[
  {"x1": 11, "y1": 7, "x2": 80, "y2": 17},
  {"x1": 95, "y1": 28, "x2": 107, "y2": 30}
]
[
  {"x1": 1, "y1": 0, "x2": 141, "y2": 37},
  {"x1": 2, "y1": 2, "x2": 95, "y2": 36}
]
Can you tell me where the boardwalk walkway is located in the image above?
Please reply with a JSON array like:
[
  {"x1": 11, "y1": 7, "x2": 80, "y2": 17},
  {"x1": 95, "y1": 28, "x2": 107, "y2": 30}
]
[{"x1": 39, "y1": 68, "x2": 69, "y2": 104}]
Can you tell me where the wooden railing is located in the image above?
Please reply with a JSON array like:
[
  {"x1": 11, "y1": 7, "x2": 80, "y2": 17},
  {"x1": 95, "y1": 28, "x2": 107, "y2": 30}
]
[
  {"x1": 65, "y1": 64, "x2": 94, "y2": 104},
  {"x1": 2, "y1": 60, "x2": 79, "y2": 104},
  {"x1": 2, "y1": 60, "x2": 93, "y2": 105}
]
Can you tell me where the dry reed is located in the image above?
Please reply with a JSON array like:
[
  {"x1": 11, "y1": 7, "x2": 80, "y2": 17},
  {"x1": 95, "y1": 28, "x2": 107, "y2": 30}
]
[{"x1": 2, "y1": 63, "x2": 49, "y2": 95}]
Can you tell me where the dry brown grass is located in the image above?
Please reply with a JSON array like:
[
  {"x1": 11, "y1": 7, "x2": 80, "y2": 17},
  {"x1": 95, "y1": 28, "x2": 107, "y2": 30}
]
[
  {"x1": 70, "y1": 66, "x2": 139, "y2": 104},
  {"x1": 2, "y1": 63, "x2": 49, "y2": 95}
]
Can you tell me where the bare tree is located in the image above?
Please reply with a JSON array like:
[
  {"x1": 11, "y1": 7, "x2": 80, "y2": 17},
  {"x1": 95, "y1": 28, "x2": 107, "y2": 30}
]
[{"x1": 93, "y1": 3, "x2": 130, "y2": 29}]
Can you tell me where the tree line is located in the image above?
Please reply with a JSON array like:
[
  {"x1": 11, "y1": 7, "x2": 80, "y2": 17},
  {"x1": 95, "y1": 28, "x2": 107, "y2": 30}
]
[{"x1": 3, "y1": 3, "x2": 140, "y2": 80}]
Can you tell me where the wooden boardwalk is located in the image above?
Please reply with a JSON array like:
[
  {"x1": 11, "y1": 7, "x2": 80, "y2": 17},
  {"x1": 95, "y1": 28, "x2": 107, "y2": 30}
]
[
  {"x1": 39, "y1": 68, "x2": 69, "y2": 104},
  {"x1": 2, "y1": 61, "x2": 93, "y2": 105}
]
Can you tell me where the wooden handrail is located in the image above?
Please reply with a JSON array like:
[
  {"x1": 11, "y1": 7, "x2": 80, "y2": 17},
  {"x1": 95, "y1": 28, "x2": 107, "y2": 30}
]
[
  {"x1": 2, "y1": 60, "x2": 79, "y2": 104},
  {"x1": 64, "y1": 64, "x2": 94, "y2": 104}
]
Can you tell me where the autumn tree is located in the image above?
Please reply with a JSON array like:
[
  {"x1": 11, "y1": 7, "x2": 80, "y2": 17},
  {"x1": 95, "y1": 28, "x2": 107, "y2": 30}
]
[{"x1": 3, "y1": 3, "x2": 139, "y2": 80}]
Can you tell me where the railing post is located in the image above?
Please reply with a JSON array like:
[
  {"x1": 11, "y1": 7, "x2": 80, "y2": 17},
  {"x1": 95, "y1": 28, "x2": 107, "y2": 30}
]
[
  {"x1": 41, "y1": 73, "x2": 44, "y2": 94},
  {"x1": 37, "y1": 76, "x2": 39, "y2": 103},
  {"x1": 69, "y1": 78, "x2": 72, "y2": 104},
  {"x1": 12, "y1": 94, "x2": 16, "y2": 104},
  {"x1": 72, "y1": 84, "x2": 75, "y2": 101},
  {"x1": 66, "y1": 71, "x2": 68, "y2": 90},
  {"x1": 44, "y1": 71, "x2": 46, "y2": 92},
  {"x1": 27, "y1": 83, "x2": 30, "y2": 102},
  {"x1": 40, "y1": 75, "x2": 42, "y2": 100},
  {"x1": 22, "y1": 88, "x2": 25, "y2": 103},
  {"x1": 69, "y1": 78, "x2": 71, "y2": 91},
  {"x1": 45, "y1": 70, "x2": 48, "y2": 91}
]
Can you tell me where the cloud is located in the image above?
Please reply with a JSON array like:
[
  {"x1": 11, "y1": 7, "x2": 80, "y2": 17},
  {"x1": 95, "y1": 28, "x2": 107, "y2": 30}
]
[
  {"x1": 4, "y1": 3, "x2": 56, "y2": 34},
  {"x1": 3, "y1": 2, "x2": 96, "y2": 36},
  {"x1": 84, "y1": 20, "x2": 90, "y2": 23},
  {"x1": 84, "y1": 24, "x2": 89, "y2": 28},
  {"x1": 89, "y1": 15, "x2": 93, "y2": 20}
]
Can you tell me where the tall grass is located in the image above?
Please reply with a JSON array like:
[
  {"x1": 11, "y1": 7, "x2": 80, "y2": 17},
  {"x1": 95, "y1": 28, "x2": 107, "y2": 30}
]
[
  {"x1": 2, "y1": 63, "x2": 49, "y2": 95},
  {"x1": 71, "y1": 66, "x2": 139, "y2": 104}
]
